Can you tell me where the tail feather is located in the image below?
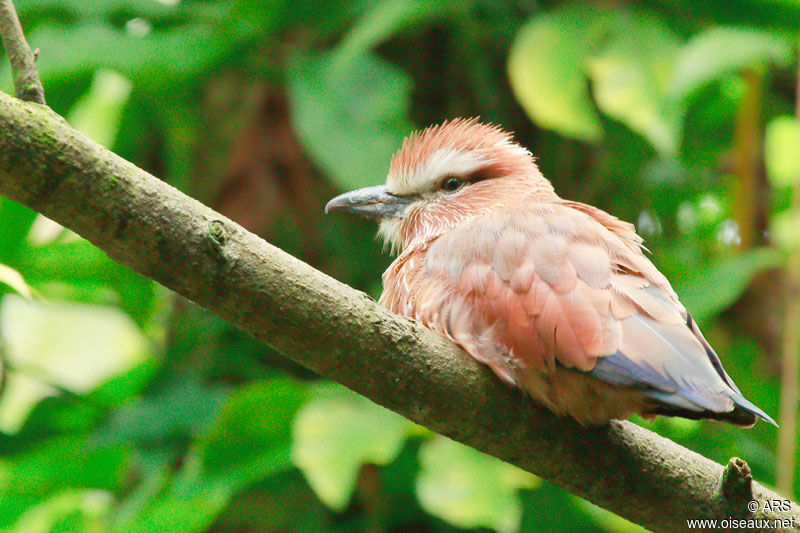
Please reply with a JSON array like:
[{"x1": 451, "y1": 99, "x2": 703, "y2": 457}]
[
  {"x1": 642, "y1": 394, "x2": 776, "y2": 428},
  {"x1": 731, "y1": 394, "x2": 777, "y2": 427}
]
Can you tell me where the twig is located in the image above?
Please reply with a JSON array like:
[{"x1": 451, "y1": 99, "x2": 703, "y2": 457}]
[
  {"x1": 0, "y1": 92, "x2": 797, "y2": 532},
  {"x1": 0, "y1": 0, "x2": 45, "y2": 104},
  {"x1": 720, "y1": 457, "x2": 755, "y2": 519},
  {"x1": 775, "y1": 42, "x2": 800, "y2": 497}
]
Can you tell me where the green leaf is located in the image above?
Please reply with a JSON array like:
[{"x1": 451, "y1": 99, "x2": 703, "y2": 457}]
[
  {"x1": 26, "y1": 24, "x2": 209, "y2": 86},
  {"x1": 26, "y1": 19, "x2": 259, "y2": 89},
  {"x1": 0, "y1": 199, "x2": 37, "y2": 261},
  {"x1": 671, "y1": 27, "x2": 792, "y2": 99},
  {"x1": 18, "y1": 239, "x2": 161, "y2": 328},
  {"x1": 230, "y1": 0, "x2": 286, "y2": 35},
  {"x1": 10, "y1": 489, "x2": 111, "y2": 533},
  {"x1": 0, "y1": 296, "x2": 148, "y2": 433},
  {"x1": 676, "y1": 248, "x2": 783, "y2": 323},
  {"x1": 586, "y1": 13, "x2": 681, "y2": 155},
  {"x1": 577, "y1": 498, "x2": 648, "y2": 533},
  {"x1": 15, "y1": 0, "x2": 176, "y2": 20},
  {"x1": 113, "y1": 454, "x2": 233, "y2": 533},
  {"x1": 67, "y1": 69, "x2": 132, "y2": 148},
  {"x1": 330, "y1": 0, "x2": 454, "y2": 68},
  {"x1": 0, "y1": 435, "x2": 129, "y2": 529},
  {"x1": 657, "y1": 415, "x2": 701, "y2": 439},
  {"x1": 765, "y1": 116, "x2": 800, "y2": 188},
  {"x1": 117, "y1": 457, "x2": 234, "y2": 533},
  {"x1": 288, "y1": 51, "x2": 414, "y2": 190},
  {"x1": 0, "y1": 264, "x2": 32, "y2": 300},
  {"x1": 508, "y1": 3, "x2": 608, "y2": 141},
  {"x1": 11, "y1": 394, "x2": 102, "y2": 444},
  {"x1": 92, "y1": 373, "x2": 228, "y2": 446},
  {"x1": 196, "y1": 379, "x2": 308, "y2": 488},
  {"x1": 415, "y1": 436, "x2": 538, "y2": 533},
  {"x1": 119, "y1": 380, "x2": 307, "y2": 533},
  {"x1": 87, "y1": 358, "x2": 160, "y2": 410},
  {"x1": 292, "y1": 382, "x2": 413, "y2": 510}
]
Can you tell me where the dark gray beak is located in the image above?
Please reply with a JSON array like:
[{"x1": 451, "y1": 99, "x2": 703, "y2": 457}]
[{"x1": 325, "y1": 185, "x2": 414, "y2": 219}]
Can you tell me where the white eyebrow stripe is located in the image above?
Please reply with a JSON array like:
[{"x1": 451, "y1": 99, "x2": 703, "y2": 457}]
[{"x1": 389, "y1": 148, "x2": 489, "y2": 195}]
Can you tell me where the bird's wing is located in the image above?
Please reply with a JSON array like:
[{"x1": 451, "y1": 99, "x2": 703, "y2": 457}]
[{"x1": 403, "y1": 201, "x2": 743, "y2": 414}]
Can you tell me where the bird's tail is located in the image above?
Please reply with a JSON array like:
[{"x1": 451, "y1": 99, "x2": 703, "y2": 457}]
[
  {"x1": 643, "y1": 394, "x2": 776, "y2": 428},
  {"x1": 730, "y1": 394, "x2": 777, "y2": 427}
]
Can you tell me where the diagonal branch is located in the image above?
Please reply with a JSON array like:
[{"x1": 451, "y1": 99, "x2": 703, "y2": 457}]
[
  {"x1": 0, "y1": 92, "x2": 797, "y2": 532},
  {"x1": 0, "y1": 0, "x2": 45, "y2": 104}
]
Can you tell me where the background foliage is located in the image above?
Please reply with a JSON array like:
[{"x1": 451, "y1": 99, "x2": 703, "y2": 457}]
[{"x1": 0, "y1": 0, "x2": 798, "y2": 531}]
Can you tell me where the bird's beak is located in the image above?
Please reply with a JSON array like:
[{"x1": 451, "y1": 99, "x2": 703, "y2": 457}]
[{"x1": 325, "y1": 185, "x2": 413, "y2": 219}]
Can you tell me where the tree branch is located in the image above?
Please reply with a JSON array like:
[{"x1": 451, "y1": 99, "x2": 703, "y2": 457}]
[
  {"x1": 0, "y1": 92, "x2": 797, "y2": 532},
  {"x1": 0, "y1": 0, "x2": 45, "y2": 104}
]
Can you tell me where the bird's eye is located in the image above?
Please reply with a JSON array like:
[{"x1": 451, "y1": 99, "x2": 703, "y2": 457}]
[{"x1": 441, "y1": 176, "x2": 463, "y2": 193}]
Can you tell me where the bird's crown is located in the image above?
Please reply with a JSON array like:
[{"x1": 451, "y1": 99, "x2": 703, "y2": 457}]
[{"x1": 387, "y1": 118, "x2": 537, "y2": 196}]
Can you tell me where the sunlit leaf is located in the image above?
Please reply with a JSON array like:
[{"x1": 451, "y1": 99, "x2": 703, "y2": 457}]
[
  {"x1": 696, "y1": 193, "x2": 725, "y2": 225},
  {"x1": 416, "y1": 436, "x2": 538, "y2": 533},
  {"x1": 27, "y1": 215, "x2": 71, "y2": 247},
  {"x1": 68, "y1": 69, "x2": 132, "y2": 148},
  {"x1": 586, "y1": 13, "x2": 681, "y2": 155},
  {"x1": 508, "y1": 3, "x2": 608, "y2": 141},
  {"x1": 0, "y1": 263, "x2": 32, "y2": 300},
  {"x1": 10, "y1": 489, "x2": 111, "y2": 533},
  {"x1": 0, "y1": 296, "x2": 148, "y2": 432},
  {"x1": 765, "y1": 116, "x2": 800, "y2": 188},
  {"x1": 771, "y1": 210, "x2": 800, "y2": 251},
  {"x1": 292, "y1": 382, "x2": 412, "y2": 510},
  {"x1": 510, "y1": 5, "x2": 682, "y2": 153},
  {"x1": 671, "y1": 27, "x2": 791, "y2": 99},
  {"x1": 288, "y1": 51, "x2": 413, "y2": 190},
  {"x1": 676, "y1": 248, "x2": 783, "y2": 322}
]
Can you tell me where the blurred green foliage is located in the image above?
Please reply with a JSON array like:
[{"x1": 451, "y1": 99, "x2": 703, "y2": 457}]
[{"x1": 0, "y1": 0, "x2": 798, "y2": 531}]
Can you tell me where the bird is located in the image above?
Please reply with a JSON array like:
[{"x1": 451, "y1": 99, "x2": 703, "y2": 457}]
[{"x1": 325, "y1": 118, "x2": 775, "y2": 427}]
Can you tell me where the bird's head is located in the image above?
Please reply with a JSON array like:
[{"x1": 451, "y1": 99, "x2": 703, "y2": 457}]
[{"x1": 325, "y1": 118, "x2": 555, "y2": 253}]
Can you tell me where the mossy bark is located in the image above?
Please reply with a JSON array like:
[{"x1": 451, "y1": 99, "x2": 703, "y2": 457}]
[{"x1": 0, "y1": 0, "x2": 45, "y2": 104}]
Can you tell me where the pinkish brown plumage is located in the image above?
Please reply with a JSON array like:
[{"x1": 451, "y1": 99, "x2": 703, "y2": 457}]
[{"x1": 326, "y1": 118, "x2": 774, "y2": 427}]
